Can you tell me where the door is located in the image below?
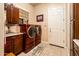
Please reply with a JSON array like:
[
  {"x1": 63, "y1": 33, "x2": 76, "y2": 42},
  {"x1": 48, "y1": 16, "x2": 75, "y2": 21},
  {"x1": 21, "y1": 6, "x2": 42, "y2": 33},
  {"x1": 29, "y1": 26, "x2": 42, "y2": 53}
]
[
  {"x1": 5, "y1": 3, "x2": 19, "y2": 24},
  {"x1": 48, "y1": 7, "x2": 66, "y2": 47},
  {"x1": 6, "y1": 4, "x2": 12, "y2": 24},
  {"x1": 12, "y1": 6, "x2": 19, "y2": 24},
  {"x1": 5, "y1": 37, "x2": 13, "y2": 54},
  {"x1": 13, "y1": 35, "x2": 23, "y2": 55}
]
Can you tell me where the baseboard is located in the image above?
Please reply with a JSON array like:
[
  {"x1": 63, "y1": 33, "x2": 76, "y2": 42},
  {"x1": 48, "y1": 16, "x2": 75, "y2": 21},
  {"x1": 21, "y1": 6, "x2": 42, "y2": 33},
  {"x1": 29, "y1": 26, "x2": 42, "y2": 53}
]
[
  {"x1": 41, "y1": 41, "x2": 49, "y2": 44},
  {"x1": 49, "y1": 44, "x2": 64, "y2": 48}
]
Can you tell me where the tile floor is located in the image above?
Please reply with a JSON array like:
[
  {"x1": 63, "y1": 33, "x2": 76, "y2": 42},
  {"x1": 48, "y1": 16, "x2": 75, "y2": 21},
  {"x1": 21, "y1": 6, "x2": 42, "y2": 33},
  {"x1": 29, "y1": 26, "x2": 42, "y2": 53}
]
[{"x1": 18, "y1": 42, "x2": 69, "y2": 56}]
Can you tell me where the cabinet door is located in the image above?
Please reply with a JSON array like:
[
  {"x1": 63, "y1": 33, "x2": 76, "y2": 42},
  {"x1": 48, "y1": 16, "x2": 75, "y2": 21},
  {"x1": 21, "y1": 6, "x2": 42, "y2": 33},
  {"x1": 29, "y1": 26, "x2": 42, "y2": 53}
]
[
  {"x1": 5, "y1": 37, "x2": 13, "y2": 54},
  {"x1": 13, "y1": 35, "x2": 23, "y2": 55},
  {"x1": 6, "y1": 4, "x2": 13, "y2": 24},
  {"x1": 12, "y1": 6, "x2": 19, "y2": 24},
  {"x1": 73, "y1": 3, "x2": 79, "y2": 39},
  {"x1": 6, "y1": 4, "x2": 19, "y2": 24}
]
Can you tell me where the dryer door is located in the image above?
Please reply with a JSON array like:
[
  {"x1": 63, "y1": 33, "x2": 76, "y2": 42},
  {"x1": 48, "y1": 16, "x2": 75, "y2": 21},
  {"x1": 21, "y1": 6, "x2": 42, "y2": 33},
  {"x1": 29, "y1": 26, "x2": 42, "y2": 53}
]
[{"x1": 27, "y1": 26, "x2": 36, "y2": 38}]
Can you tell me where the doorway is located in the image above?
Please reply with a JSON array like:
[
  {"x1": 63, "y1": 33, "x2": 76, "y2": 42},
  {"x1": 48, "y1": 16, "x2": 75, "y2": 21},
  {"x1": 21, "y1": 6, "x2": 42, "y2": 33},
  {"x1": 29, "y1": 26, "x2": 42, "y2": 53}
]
[{"x1": 48, "y1": 6, "x2": 66, "y2": 47}]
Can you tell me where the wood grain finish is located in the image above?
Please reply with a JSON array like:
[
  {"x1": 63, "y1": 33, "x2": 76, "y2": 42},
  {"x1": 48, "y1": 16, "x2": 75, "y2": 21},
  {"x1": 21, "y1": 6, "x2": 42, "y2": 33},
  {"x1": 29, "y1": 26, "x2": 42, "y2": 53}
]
[
  {"x1": 4, "y1": 35, "x2": 23, "y2": 56},
  {"x1": 73, "y1": 42, "x2": 79, "y2": 56},
  {"x1": 13, "y1": 35, "x2": 23, "y2": 55},
  {"x1": 5, "y1": 3, "x2": 19, "y2": 24},
  {"x1": 12, "y1": 6, "x2": 19, "y2": 24},
  {"x1": 73, "y1": 3, "x2": 79, "y2": 39},
  {"x1": 4, "y1": 37, "x2": 13, "y2": 54}
]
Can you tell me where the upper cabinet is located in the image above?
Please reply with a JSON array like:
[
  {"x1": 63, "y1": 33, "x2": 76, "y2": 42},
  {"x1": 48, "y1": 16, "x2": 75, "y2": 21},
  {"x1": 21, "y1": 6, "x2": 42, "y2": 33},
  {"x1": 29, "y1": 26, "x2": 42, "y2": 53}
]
[
  {"x1": 4, "y1": 3, "x2": 19, "y2": 24},
  {"x1": 73, "y1": 3, "x2": 79, "y2": 39}
]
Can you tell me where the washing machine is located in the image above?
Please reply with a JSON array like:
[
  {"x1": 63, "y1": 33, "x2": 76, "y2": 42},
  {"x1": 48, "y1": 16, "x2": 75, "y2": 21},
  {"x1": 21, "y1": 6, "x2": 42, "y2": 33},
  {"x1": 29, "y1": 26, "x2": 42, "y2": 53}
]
[
  {"x1": 19, "y1": 24, "x2": 36, "y2": 53},
  {"x1": 35, "y1": 25, "x2": 41, "y2": 46}
]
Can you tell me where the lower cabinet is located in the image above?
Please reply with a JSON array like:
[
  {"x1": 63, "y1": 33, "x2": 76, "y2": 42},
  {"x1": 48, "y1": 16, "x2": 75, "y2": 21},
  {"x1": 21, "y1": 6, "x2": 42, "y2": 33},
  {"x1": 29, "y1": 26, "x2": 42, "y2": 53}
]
[
  {"x1": 73, "y1": 42, "x2": 79, "y2": 56},
  {"x1": 4, "y1": 35, "x2": 23, "y2": 55}
]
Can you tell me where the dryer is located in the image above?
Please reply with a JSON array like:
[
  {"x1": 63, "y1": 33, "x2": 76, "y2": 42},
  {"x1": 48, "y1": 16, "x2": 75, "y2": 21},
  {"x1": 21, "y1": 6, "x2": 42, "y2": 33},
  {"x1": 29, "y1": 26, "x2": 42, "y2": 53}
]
[
  {"x1": 19, "y1": 24, "x2": 36, "y2": 53},
  {"x1": 35, "y1": 25, "x2": 41, "y2": 46}
]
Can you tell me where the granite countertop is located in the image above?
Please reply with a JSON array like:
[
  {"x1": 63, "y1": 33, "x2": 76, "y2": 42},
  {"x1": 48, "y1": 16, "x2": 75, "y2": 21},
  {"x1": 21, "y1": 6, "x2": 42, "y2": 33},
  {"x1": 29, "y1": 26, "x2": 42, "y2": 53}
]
[
  {"x1": 73, "y1": 39, "x2": 79, "y2": 47},
  {"x1": 5, "y1": 32, "x2": 23, "y2": 37}
]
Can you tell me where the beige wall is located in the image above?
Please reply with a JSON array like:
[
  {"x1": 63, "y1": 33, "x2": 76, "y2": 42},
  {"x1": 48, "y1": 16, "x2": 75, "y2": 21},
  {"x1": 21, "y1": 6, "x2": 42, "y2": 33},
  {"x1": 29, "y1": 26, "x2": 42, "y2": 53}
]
[
  {"x1": 0, "y1": 4, "x2": 4, "y2": 56},
  {"x1": 34, "y1": 4, "x2": 48, "y2": 42}
]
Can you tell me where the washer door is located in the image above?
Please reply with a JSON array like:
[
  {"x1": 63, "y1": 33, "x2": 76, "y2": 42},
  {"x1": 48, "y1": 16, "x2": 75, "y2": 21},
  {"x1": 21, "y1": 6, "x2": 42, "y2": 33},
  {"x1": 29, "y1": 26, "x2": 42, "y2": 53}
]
[{"x1": 27, "y1": 26, "x2": 36, "y2": 38}]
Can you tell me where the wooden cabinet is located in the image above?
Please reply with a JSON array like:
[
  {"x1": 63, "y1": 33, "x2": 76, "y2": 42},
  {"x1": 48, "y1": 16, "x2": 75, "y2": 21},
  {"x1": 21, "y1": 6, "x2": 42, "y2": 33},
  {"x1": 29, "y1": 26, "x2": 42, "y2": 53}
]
[
  {"x1": 12, "y1": 6, "x2": 19, "y2": 24},
  {"x1": 5, "y1": 37, "x2": 13, "y2": 54},
  {"x1": 13, "y1": 35, "x2": 23, "y2": 55},
  {"x1": 73, "y1": 42, "x2": 79, "y2": 56},
  {"x1": 4, "y1": 35, "x2": 23, "y2": 55},
  {"x1": 5, "y1": 3, "x2": 19, "y2": 24},
  {"x1": 73, "y1": 3, "x2": 79, "y2": 39}
]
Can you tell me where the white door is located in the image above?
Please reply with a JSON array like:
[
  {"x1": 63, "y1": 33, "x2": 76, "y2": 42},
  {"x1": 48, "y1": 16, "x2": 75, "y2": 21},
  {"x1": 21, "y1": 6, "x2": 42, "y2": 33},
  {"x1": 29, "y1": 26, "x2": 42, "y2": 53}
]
[{"x1": 48, "y1": 7, "x2": 66, "y2": 47}]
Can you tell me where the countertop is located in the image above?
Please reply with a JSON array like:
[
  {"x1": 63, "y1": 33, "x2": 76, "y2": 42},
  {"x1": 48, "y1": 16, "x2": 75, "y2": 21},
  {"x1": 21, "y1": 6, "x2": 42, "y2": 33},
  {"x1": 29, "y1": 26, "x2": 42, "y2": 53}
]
[
  {"x1": 73, "y1": 39, "x2": 79, "y2": 47},
  {"x1": 5, "y1": 32, "x2": 23, "y2": 37}
]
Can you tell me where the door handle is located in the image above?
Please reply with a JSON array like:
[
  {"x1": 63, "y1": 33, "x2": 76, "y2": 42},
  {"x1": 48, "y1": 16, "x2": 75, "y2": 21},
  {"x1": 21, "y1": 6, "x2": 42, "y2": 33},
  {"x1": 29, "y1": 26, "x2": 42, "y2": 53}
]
[{"x1": 50, "y1": 28, "x2": 51, "y2": 32}]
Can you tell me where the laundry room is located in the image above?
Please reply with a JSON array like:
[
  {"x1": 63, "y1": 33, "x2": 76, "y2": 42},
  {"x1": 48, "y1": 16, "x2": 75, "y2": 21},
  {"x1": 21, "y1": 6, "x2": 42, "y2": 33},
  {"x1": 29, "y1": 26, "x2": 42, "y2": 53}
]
[{"x1": 0, "y1": 3, "x2": 77, "y2": 56}]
